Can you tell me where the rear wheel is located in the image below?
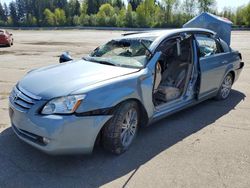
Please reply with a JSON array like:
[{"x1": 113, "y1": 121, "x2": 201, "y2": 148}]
[
  {"x1": 215, "y1": 73, "x2": 233, "y2": 100},
  {"x1": 102, "y1": 101, "x2": 139, "y2": 155}
]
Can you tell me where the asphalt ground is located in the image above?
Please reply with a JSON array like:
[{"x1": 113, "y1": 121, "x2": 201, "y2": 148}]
[{"x1": 0, "y1": 30, "x2": 249, "y2": 188}]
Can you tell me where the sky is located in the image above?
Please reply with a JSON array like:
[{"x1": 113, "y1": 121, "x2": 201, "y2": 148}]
[{"x1": 0, "y1": 0, "x2": 249, "y2": 11}]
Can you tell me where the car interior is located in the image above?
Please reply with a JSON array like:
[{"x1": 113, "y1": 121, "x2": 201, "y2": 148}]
[{"x1": 153, "y1": 35, "x2": 194, "y2": 106}]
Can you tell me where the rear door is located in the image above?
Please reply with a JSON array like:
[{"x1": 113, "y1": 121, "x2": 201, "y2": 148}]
[{"x1": 195, "y1": 34, "x2": 228, "y2": 99}]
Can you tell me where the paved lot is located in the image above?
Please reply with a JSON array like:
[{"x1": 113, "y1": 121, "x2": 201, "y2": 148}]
[{"x1": 0, "y1": 30, "x2": 249, "y2": 188}]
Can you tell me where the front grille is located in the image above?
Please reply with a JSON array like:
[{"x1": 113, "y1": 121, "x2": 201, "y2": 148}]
[{"x1": 9, "y1": 86, "x2": 41, "y2": 112}]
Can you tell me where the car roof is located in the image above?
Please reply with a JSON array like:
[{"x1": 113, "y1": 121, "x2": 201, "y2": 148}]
[{"x1": 121, "y1": 28, "x2": 215, "y2": 40}]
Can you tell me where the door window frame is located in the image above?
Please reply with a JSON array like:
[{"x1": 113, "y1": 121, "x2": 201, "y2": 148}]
[{"x1": 194, "y1": 34, "x2": 224, "y2": 59}]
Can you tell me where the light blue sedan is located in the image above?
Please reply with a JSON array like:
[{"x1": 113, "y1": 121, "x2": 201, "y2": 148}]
[{"x1": 9, "y1": 28, "x2": 244, "y2": 155}]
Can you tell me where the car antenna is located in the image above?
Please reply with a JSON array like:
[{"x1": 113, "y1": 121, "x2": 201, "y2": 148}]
[{"x1": 139, "y1": 39, "x2": 153, "y2": 57}]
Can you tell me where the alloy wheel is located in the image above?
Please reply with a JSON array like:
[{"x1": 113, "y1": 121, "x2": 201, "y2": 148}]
[
  {"x1": 121, "y1": 108, "x2": 138, "y2": 147},
  {"x1": 221, "y1": 75, "x2": 233, "y2": 99}
]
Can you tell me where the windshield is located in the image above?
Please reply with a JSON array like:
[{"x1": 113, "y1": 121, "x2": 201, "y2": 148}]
[{"x1": 85, "y1": 38, "x2": 155, "y2": 69}]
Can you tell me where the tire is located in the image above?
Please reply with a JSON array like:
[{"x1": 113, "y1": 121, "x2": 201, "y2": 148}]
[
  {"x1": 7, "y1": 42, "x2": 11, "y2": 47},
  {"x1": 102, "y1": 101, "x2": 139, "y2": 155},
  {"x1": 215, "y1": 73, "x2": 233, "y2": 100}
]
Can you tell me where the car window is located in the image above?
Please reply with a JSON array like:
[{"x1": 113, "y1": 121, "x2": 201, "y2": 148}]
[
  {"x1": 219, "y1": 39, "x2": 230, "y2": 52},
  {"x1": 196, "y1": 35, "x2": 221, "y2": 58}
]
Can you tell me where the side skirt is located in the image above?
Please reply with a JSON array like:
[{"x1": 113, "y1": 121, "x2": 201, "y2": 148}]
[{"x1": 149, "y1": 92, "x2": 216, "y2": 125}]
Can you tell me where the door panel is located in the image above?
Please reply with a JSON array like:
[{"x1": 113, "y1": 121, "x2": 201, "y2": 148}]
[
  {"x1": 141, "y1": 52, "x2": 162, "y2": 118},
  {"x1": 199, "y1": 54, "x2": 227, "y2": 98},
  {"x1": 195, "y1": 34, "x2": 228, "y2": 99}
]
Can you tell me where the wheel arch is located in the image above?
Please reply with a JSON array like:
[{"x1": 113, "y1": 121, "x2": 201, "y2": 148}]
[
  {"x1": 94, "y1": 98, "x2": 149, "y2": 147},
  {"x1": 108, "y1": 98, "x2": 149, "y2": 128},
  {"x1": 228, "y1": 70, "x2": 235, "y2": 83}
]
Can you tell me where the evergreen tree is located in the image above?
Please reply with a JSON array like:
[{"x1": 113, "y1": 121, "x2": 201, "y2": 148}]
[
  {"x1": 129, "y1": 0, "x2": 142, "y2": 11},
  {"x1": 9, "y1": 1, "x2": 18, "y2": 26},
  {"x1": 87, "y1": 0, "x2": 100, "y2": 14},
  {"x1": 125, "y1": 3, "x2": 135, "y2": 27},
  {"x1": 16, "y1": 0, "x2": 26, "y2": 23},
  {"x1": 3, "y1": 3, "x2": 8, "y2": 22},
  {"x1": 0, "y1": 3, "x2": 5, "y2": 22}
]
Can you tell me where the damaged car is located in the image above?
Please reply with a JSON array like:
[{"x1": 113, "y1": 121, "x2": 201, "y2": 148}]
[{"x1": 9, "y1": 28, "x2": 244, "y2": 155}]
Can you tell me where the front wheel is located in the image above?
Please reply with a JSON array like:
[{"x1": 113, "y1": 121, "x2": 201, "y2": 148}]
[
  {"x1": 215, "y1": 73, "x2": 233, "y2": 100},
  {"x1": 102, "y1": 101, "x2": 139, "y2": 155}
]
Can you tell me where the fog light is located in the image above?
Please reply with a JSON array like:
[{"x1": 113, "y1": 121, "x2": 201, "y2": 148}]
[{"x1": 43, "y1": 137, "x2": 50, "y2": 145}]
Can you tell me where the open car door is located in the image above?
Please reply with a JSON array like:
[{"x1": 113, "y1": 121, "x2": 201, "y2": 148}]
[
  {"x1": 196, "y1": 34, "x2": 228, "y2": 100},
  {"x1": 141, "y1": 52, "x2": 162, "y2": 117}
]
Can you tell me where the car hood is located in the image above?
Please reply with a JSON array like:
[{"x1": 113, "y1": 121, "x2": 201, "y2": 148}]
[{"x1": 19, "y1": 59, "x2": 139, "y2": 99}]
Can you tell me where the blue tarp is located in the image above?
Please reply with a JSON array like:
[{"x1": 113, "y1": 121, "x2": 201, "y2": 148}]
[{"x1": 183, "y1": 12, "x2": 233, "y2": 46}]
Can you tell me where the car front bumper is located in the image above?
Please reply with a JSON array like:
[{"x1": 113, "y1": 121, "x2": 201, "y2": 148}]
[{"x1": 9, "y1": 104, "x2": 112, "y2": 155}]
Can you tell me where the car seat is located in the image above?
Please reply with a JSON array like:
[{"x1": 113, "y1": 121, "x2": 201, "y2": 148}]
[{"x1": 157, "y1": 44, "x2": 191, "y2": 102}]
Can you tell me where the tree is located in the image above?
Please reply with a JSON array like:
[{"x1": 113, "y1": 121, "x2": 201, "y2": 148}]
[
  {"x1": 112, "y1": 0, "x2": 124, "y2": 9},
  {"x1": 43, "y1": 8, "x2": 55, "y2": 26},
  {"x1": 3, "y1": 3, "x2": 8, "y2": 20},
  {"x1": 16, "y1": 0, "x2": 25, "y2": 23},
  {"x1": 125, "y1": 3, "x2": 134, "y2": 27},
  {"x1": 183, "y1": 0, "x2": 196, "y2": 16},
  {"x1": 129, "y1": 0, "x2": 142, "y2": 11},
  {"x1": 86, "y1": 0, "x2": 99, "y2": 14},
  {"x1": 25, "y1": 13, "x2": 37, "y2": 26},
  {"x1": 197, "y1": 0, "x2": 215, "y2": 13},
  {"x1": 0, "y1": 3, "x2": 5, "y2": 22},
  {"x1": 68, "y1": 0, "x2": 80, "y2": 24},
  {"x1": 54, "y1": 8, "x2": 66, "y2": 25},
  {"x1": 136, "y1": 0, "x2": 158, "y2": 27},
  {"x1": 9, "y1": 1, "x2": 18, "y2": 26},
  {"x1": 53, "y1": 0, "x2": 68, "y2": 10},
  {"x1": 181, "y1": 0, "x2": 196, "y2": 23},
  {"x1": 97, "y1": 3, "x2": 116, "y2": 26},
  {"x1": 68, "y1": 0, "x2": 81, "y2": 17},
  {"x1": 79, "y1": 2, "x2": 89, "y2": 26},
  {"x1": 117, "y1": 7, "x2": 126, "y2": 27},
  {"x1": 0, "y1": 0, "x2": 249, "y2": 28},
  {"x1": 162, "y1": 0, "x2": 179, "y2": 25},
  {"x1": 245, "y1": 3, "x2": 250, "y2": 26}
]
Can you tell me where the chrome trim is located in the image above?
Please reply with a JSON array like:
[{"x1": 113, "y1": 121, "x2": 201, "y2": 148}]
[
  {"x1": 17, "y1": 85, "x2": 42, "y2": 100},
  {"x1": 15, "y1": 99, "x2": 33, "y2": 109},
  {"x1": 10, "y1": 86, "x2": 41, "y2": 111},
  {"x1": 14, "y1": 87, "x2": 34, "y2": 104}
]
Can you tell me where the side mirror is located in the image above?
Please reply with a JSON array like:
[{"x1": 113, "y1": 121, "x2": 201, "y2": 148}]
[{"x1": 59, "y1": 52, "x2": 73, "y2": 63}]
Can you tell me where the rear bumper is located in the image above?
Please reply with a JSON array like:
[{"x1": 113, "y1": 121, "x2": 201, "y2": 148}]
[
  {"x1": 0, "y1": 38, "x2": 10, "y2": 45},
  {"x1": 9, "y1": 104, "x2": 112, "y2": 155}
]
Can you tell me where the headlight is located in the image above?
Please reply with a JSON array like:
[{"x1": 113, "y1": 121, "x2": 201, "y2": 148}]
[{"x1": 41, "y1": 95, "x2": 86, "y2": 115}]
